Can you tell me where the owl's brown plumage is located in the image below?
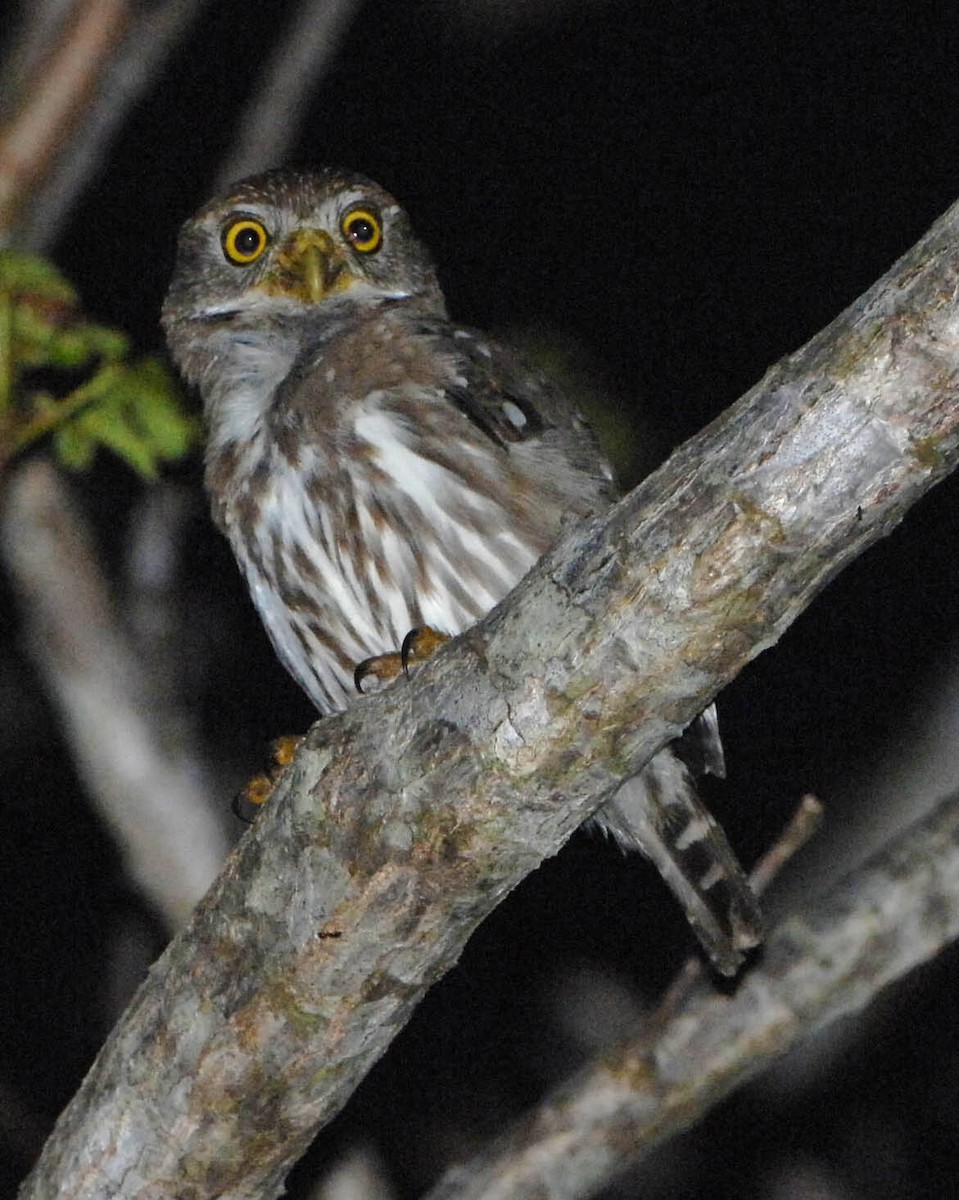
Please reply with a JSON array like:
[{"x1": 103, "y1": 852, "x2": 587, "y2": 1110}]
[{"x1": 163, "y1": 167, "x2": 761, "y2": 973}]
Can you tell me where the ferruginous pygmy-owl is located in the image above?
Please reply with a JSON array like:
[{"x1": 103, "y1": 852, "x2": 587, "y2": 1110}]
[{"x1": 162, "y1": 167, "x2": 761, "y2": 974}]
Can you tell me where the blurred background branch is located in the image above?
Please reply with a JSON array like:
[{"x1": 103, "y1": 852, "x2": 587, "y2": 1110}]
[
  {"x1": 1, "y1": 458, "x2": 227, "y2": 928},
  {"x1": 0, "y1": 0, "x2": 211, "y2": 250},
  {"x1": 425, "y1": 788, "x2": 959, "y2": 1200},
  {"x1": 213, "y1": 0, "x2": 364, "y2": 189}
]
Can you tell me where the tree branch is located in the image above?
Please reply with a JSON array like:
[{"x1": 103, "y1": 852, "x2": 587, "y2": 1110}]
[
  {"x1": 0, "y1": 0, "x2": 212, "y2": 250},
  {"x1": 0, "y1": 0, "x2": 127, "y2": 239},
  {"x1": 424, "y1": 786, "x2": 959, "y2": 1200},
  {"x1": 213, "y1": 0, "x2": 364, "y2": 191},
  {"x1": 18, "y1": 194, "x2": 959, "y2": 1198}
]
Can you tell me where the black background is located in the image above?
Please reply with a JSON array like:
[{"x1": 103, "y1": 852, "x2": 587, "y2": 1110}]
[{"x1": 4, "y1": 2, "x2": 959, "y2": 1196}]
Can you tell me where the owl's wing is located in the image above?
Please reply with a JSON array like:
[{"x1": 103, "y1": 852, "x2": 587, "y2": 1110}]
[
  {"x1": 419, "y1": 322, "x2": 619, "y2": 500},
  {"x1": 435, "y1": 326, "x2": 561, "y2": 442}
]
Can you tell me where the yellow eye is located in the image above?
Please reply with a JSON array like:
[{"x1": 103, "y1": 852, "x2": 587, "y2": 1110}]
[
  {"x1": 341, "y1": 209, "x2": 382, "y2": 253},
  {"x1": 221, "y1": 218, "x2": 269, "y2": 265}
]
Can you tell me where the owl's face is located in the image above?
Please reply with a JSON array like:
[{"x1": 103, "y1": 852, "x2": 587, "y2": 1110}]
[{"x1": 162, "y1": 168, "x2": 444, "y2": 332}]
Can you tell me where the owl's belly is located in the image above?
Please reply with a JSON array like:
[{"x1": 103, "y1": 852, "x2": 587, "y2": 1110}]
[
  {"x1": 224, "y1": 447, "x2": 543, "y2": 713},
  {"x1": 241, "y1": 528, "x2": 539, "y2": 713}
]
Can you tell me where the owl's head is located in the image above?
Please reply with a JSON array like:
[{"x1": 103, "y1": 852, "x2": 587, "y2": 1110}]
[{"x1": 162, "y1": 167, "x2": 444, "y2": 331}]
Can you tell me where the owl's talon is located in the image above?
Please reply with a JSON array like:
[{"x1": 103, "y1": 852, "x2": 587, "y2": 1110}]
[
  {"x1": 233, "y1": 734, "x2": 304, "y2": 822},
  {"x1": 233, "y1": 773, "x2": 274, "y2": 823},
  {"x1": 354, "y1": 652, "x2": 404, "y2": 693},
  {"x1": 270, "y1": 733, "x2": 303, "y2": 767},
  {"x1": 354, "y1": 628, "x2": 449, "y2": 693}
]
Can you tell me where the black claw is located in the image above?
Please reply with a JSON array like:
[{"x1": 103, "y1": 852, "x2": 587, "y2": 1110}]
[
  {"x1": 401, "y1": 627, "x2": 425, "y2": 674},
  {"x1": 231, "y1": 792, "x2": 255, "y2": 824},
  {"x1": 354, "y1": 659, "x2": 373, "y2": 693}
]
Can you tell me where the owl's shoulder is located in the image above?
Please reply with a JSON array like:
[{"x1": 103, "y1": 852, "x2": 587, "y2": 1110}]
[
  {"x1": 274, "y1": 305, "x2": 616, "y2": 504},
  {"x1": 421, "y1": 319, "x2": 617, "y2": 501},
  {"x1": 390, "y1": 315, "x2": 603, "y2": 456}
]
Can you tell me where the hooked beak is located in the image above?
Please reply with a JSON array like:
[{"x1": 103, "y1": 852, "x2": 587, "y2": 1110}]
[{"x1": 275, "y1": 228, "x2": 351, "y2": 302}]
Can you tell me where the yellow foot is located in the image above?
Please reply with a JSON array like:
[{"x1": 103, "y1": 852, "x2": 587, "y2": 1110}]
[
  {"x1": 353, "y1": 626, "x2": 450, "y2": 694},
  {"x1": 401, "y1": 625, "x2": 450, "y2": 665},
  {"x1": 270, "y1": 733, "x2": 303, "y2": 768},
  {"x1": 233, "y1": 734, "x2": 304, "y2": 822}
]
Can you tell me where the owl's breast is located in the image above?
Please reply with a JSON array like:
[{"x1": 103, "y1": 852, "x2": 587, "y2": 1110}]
[
  {"x1": 204, "y1": 312, "x2": 577, "y2": 712},
  {"x1": 208, "y1": 410, "x2": 542, "y2": 712}
]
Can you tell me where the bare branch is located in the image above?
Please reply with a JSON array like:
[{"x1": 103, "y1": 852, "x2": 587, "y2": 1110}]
[
  {"x1": 748, "y1": 794, "x2": 824, "y2": 896},
  {"x1": 214, "y1": 0, "x2": 364, "y2": 190},
  {"x1": 0, "y1": 1, "x2": 79, "y2": 115},
  {"x1": 0, "y1": 0, "x2": 211, "y2": 251},
  {"x1": 17, "y1": 194, "x2": 959, "y2": 1198},
  {"x1": 0, "y1": 0, "x2": 127, "y2": 239},
  {"x1": 0, "y1": 459, "x2": 229, "y2": 929},
  {"x1": 425, "y1": 787, "x2": 959, "y2": 1200}
]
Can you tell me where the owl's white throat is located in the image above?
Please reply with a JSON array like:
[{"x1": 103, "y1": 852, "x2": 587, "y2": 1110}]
[{"x1": 202, "y1": 322, "x2": 300, "y2": 451}]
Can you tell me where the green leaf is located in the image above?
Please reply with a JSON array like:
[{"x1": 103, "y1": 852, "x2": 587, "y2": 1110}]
[
  {"x1": 0, "y1": 247, "x2": 128, "y2": 373},
  {"x1": 0, "y1": 249, "x2": 76, "y2": 302},
  {"x1": 51, "y1": 360, "x2": 200, "y2": 479},
  {"x1": 1, "y1": 251, "x2": 200, "y2": 479},
  {"x1": 52, "y1": 419, "x2": 96, "y2": 472},
  {"x1": 121, "y1": 358, "x2": 200, "y2": 459}
]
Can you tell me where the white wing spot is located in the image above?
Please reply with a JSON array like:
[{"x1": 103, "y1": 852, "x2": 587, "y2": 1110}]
[{"x1": 501, "y1": 400, "x2": 527, "y2": 430}]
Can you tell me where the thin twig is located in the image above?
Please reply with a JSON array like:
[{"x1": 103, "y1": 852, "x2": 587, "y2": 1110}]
[
  {"x1": 2, "y1": 0, "x2": 212, "y2": 251},
  {"x1": 214, "y1": 0, "x2": 364, "y2": 190},
  {"x1": 749, "y1": 793, "x2": 824, "y2": 895}
]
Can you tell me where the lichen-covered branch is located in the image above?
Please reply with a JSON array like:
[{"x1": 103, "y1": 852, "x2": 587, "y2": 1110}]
[
  {"x1": 18, "y1": 196, "x2": 959, "y2": 1199},
  {"x1": 425, "y1": 787, "x2": 959, "y2": 1200}
]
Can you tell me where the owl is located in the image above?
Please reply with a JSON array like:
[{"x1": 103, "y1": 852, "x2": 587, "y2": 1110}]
[{"x1": 162, "y1": 167, "x2": 761, "y2": 974}]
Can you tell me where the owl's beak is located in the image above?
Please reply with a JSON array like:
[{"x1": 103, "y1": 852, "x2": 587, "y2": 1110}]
[{"x1": 274, "y1": 229, "x2": 352, "y2": 303}]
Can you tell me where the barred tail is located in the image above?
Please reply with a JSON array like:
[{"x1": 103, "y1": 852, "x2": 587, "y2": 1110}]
[{"x1": 594, "y1": 742, "x2": 762, "y2": 976}]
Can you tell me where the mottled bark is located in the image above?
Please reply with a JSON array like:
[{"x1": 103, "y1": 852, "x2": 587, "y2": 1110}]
[{"x1": 19, "y1": 196, "x2": 959, "y2": 1199}]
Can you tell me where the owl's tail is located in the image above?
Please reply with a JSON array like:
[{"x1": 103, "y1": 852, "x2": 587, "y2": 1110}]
[{"x1": 594, "y1": 714, "x2": 762, "y2": 976}]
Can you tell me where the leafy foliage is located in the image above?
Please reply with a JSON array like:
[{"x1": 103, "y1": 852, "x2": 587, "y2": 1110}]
[{"x1": 0, "y1": 250, "x2": 198, "y2": 477}]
